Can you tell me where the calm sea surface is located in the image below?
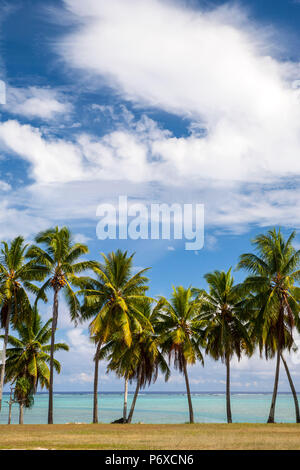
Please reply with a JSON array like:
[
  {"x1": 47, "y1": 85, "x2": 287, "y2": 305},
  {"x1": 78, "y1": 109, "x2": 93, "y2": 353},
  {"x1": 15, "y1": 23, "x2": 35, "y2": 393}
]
[{"x1": 0, "y1": 392, "x2": 299, "y2": 424}]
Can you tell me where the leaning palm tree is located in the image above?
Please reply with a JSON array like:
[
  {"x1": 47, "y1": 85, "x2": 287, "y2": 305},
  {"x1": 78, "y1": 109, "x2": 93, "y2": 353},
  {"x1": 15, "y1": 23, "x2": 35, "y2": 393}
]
[
  {"x1": 100, "y1": 338, "x2": 133, "y2": 423},
  {"x1": 26, "y1": 226, "x2": 95, "y2": 424},
  {"x1": 281, "y1": 351, "x2": 300, "y2": 423},
  {"x1": 196, "y1": 269, "x2": 252, "y2": 423},
  {"x1": 0, "y1": 237, "x2": 47, "y2": 411},
  {"x1": 2, "y1": 307, "x2": 69, "y2": 392},
  {"x1": 126, "y1": 300, "x2": 170, "y2": 424},
  {"x1": 80, "y1": 250, "x2": 151, "y2": 423},
  {"x1": 156, "y1": 287, "x2": 204, "y2": 424},
  {"x1": 237, "y1": 228, "x2": 300, "y2": 423},
  {"x1": 250, "y1": 305, "x2": 300, "y2": 423}
]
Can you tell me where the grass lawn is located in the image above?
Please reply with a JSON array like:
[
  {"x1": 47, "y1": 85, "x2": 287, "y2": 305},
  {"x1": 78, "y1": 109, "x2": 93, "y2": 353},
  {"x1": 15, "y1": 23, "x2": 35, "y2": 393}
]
[{"x1": 0, "y1": 423, "x2": 300, "y2": 450}]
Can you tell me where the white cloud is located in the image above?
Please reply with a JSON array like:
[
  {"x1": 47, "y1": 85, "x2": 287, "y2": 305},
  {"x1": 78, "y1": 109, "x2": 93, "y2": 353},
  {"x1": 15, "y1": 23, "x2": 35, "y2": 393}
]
[
  {"x1": 1, "y1": 0, "x2": 300, "y2": 238},
  {"x1": 5, "y1": 86, "x2": 72, "y2": 120},
  {"x1": 57, "y1": 0, "x2": 300, "y2": 182},
  {"x1": 45, "y1": 0, "x2": 300, "y2": 231},
  {"x1": 91, "y1": 104, "x2": 116, "y2": 119},
  {"x1": 0, "y1": 181, "x2": 11, "y2": 192},
  {"x1": 66, "y1": 328, "x2": 95, "y2": 355},
  {"x1": 69, "y1": 372, "x2": 94, "y2": 383},
  {"x1": 60, "y1": 0, "x2": 285, "y2": 119},
  {"x1": 0, "y1": 120, "x2": 85, "y2": 184},
  {"x1": 73, "y1": 233, "x2": 91, "y2": 244},
  {"x1": 0, "y1": 199, "x2": 49, "y2": 239}
]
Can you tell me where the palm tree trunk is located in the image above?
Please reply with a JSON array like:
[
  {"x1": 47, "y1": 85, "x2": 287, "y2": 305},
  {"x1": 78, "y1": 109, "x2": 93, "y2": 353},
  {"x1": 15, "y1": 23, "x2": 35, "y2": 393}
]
[
  {"x1": 281, "y1": 353, "x2": 300, "y2": 423},
  {"x1": 267, "y1": 348, "x2": 281, "y2": 423},
  {"x1": 48, "y1": 287, "x2": 59, "y2": 425},
  {"x1": 127, "y1": 369, "x2": 141, "y2": 424},
  {"x1": 8, "y1": 400, "x2": 12, "y2": 425},
  {"x1": 226, "y1": 353, "x2": 232, "y2": 423},
  {"x1": 8, "y1": 387, "x2": 13, "y2": 424},
  {"x1": 123, "y1": 376, "x2": 128, "y2": 423},
  {"x1": 93, "y1": 340, "x2": 102, "y2": 424},
  {"x1": 19, "y1": 403, "x2": 24, "y2": 425},
  {"x1": 7, "y1": 401, "x2": 12, "y2": 424},
  {"x1": 183, "y1": 359, "x2": 194, "y2": 424},
  {"x1": 0, "y1": 307, "x2": 11, "y2": 412}
]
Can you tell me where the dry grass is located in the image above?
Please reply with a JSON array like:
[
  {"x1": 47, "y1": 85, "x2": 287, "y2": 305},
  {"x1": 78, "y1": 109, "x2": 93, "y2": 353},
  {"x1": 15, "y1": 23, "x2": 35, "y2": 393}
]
[{"x1": 1, "y1": 423, "x2": 300, "y2": 450}]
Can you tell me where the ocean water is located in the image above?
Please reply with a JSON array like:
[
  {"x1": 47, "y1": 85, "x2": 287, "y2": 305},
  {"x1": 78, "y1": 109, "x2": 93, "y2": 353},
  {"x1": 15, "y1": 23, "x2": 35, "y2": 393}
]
[{"x1": 1, "y1": 392, "x2": 299, "y2": 425}]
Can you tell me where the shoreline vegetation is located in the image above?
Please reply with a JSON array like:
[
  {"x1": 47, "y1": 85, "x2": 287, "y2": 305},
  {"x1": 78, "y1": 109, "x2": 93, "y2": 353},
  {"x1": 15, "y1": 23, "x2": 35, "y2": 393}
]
[
  {"x1": 0, "y1": 226, "x2": 300, "y2": 427},
  {"x1": 0, "y1": 423, "x2": 300, "y2": 450}
]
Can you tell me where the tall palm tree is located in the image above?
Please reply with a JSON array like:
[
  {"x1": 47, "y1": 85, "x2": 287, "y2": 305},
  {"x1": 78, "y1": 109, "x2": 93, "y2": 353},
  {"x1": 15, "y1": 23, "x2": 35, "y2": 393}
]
[
  {"x1": 237, "y1": 228, "x2": 300, "y2": 423},
  {"x1": 156, "y1": 287, "x2": 204, "y2": 424},
  {"x1": 196, "y1": 269, "x2": 251, "y2": 423},
  {"x1": 80, "y1": 250, "x2": 151, "y2": 423},
  {"x1": 0, "y1": 237, "x2": 47, "y2": 411},
  {"x1": 26, "y1": 226, "x2": 95, "y2": 424},
  {"x1": 2, "y1": 307, "x2": 69, "y2": 392}
]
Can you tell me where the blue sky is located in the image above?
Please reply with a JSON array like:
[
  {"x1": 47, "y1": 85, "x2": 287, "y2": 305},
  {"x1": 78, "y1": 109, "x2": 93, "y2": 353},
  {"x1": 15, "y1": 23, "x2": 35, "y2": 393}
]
[{"x1": 1, "y1": 0, "x2": 300, "y2": 392}]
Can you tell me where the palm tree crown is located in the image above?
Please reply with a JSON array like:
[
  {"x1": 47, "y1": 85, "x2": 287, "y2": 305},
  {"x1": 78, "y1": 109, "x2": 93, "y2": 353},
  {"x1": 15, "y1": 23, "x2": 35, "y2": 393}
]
[
  {"x1": 200, "y1": 269, "x2": 251, "y2": 362},
  {"x1": 0, "y1": 236, "x2": 47, "y2": 411},
  {"x1": 2, "y1": 308, "x2": 69, "y2": 391},
  {"x1": 237, "y1": 229, "x2": 300, "y2": 353},
  {"x1": 198, "y1": 269, "x2": 251, "y2": 422},
  {"x1": 27, "y1": 227, "x2": 95, "y2": 323},
  {"x1": 156, "y1": 286, "x2": 204, "y2": 423},
  {"x1": 80, "y1": 249, "x2": 151, "y2": 423},
  {"x1": 85, "y1": 250, "x2": 152, "y2": 346}
]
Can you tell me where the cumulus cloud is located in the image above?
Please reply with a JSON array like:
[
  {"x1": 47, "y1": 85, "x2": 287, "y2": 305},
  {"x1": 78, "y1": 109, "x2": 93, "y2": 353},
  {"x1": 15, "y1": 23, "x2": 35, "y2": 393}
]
[
  {"x1": 57, "y1": 0, "x2": 300, "y2": 184},
  {"x1": 0, "y1": 199, "x2": 49, "y2": 239},
  {"x1": 66, "y1": 328, "x2": 95, "y2": 355},
  {"x1": 1, "y1": 118, "x2": 300, "y2": 236},
  {"x1": 0, "y1": 115, "x2": 169, "y2": 185},
  {"x1": 60, "y1": 0, "x2": 289, "y2": 119},
  {"x1": 11, "y1": 0, "x2": 289, "y2": 233},
  {"x1": 0, "y1": 181, "x2": 11, "y2": 192},
  {"x1": 5, "y1": 86, "x2": 71, "y2": 120},
  {"x1": 1, "y1": 0, "x2": 300, "y2": 239},
  {"x1": 0, "y1": 120, "x2": 84, "y2": 184},
  {"x1": 73, "y1": 233, "x2": 91, "y2": 244}
]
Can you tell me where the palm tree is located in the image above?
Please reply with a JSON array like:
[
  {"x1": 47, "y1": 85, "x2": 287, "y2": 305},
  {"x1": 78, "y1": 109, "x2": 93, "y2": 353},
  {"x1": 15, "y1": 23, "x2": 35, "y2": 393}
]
[
  {"x1": 14, "y1": 377, "x2": 33, "y2": 424},
  {"x1": 197, "y1": 269, "x2": 251, "y2": 423},
  {"x1": 251, "y1": 308, "x2": 300, "y2": 423},
  {"x1": 26, "y1": 226, "x2": 95, "y2": 424},
  {"x1": 2, "y1": 307, "x2": 69, "y2": 394},
  {"x1": 156, "y1": 287, "x2": 204, "y2": 424},
  {"x1": 103, "y1": 298, "x2": 170, "y2": 423},
  {"x1": 126, "y1": 300, "x2": 170, "y2": 424},
  {"x1": 237, "y1": 228, "x2": 300, "y2": 423},
  {"x1": 80, "y1": 250, "x2": 151, "y2": 423},
  {"x1": 0, "y1": 237, "x2": 47, "y2": 411},
  {"x1": 100, "y1": 334, "x2": 140, "y2": 423}
]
